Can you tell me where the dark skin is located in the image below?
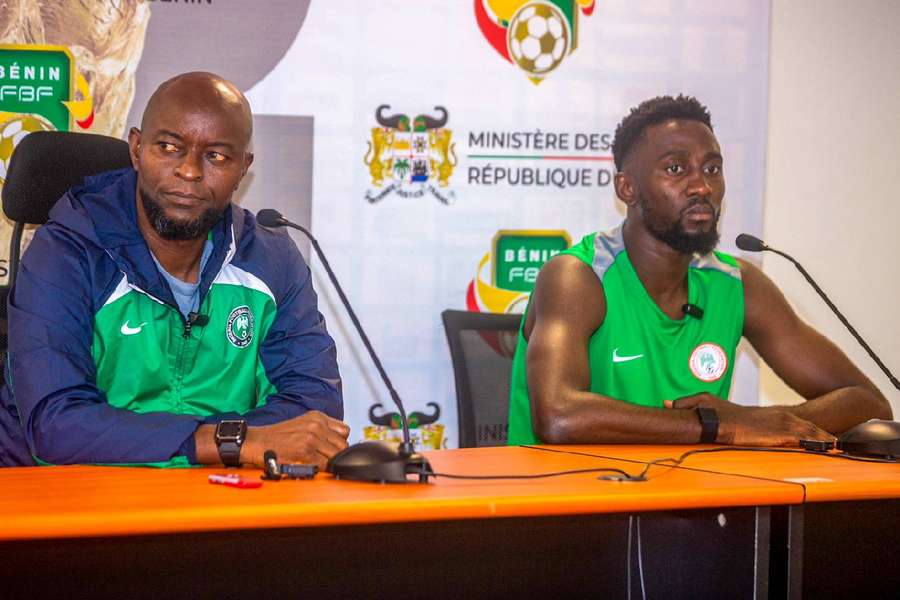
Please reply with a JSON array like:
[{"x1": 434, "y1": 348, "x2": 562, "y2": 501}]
[
  {"x1": 128, "y1": 72, "x2": 349, "y2": 468},
  {"x1": 526, "y1": 118, "x2": 892, "y2": 446}
]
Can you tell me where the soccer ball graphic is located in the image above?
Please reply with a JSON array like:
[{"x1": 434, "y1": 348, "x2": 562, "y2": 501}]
[
  {"x1": 507, "y1": 2, "x2": 570, "y2": 81},
  {"x1": 0, "y1": 113, "x2": 55, "y2": 184}
]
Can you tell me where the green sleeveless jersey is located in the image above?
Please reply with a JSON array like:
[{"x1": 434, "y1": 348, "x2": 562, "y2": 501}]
[{"x1": 507, "y1": 225, "x2": 744, "y2": 445}]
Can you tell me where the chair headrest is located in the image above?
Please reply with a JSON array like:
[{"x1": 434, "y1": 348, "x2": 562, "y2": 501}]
[{"x1": 2, "y1": 131, "x2": 132, "y2": 225}]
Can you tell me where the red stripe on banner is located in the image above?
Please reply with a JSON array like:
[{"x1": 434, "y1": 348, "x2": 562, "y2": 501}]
[
  {"x1": 474, "y1": 0, "x2": 512, "y2": 62},
  {"x1": 465, "y1": 280, "x2": 481, "y2": 312}
]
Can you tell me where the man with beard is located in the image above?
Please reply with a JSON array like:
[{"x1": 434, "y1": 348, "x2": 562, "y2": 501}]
[
  {"x1": 507, "y1": 95, "x2": 891, "y2": 446},
  {"x1": 0, "y1": 72, "x2": 349, "y2": 468}
]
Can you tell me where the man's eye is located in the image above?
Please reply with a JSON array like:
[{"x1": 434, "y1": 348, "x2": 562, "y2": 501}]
[
  {"x1": 705, "y1": 164, "x2": 722, "y2": 175},
  {"x1": 665, "y1": 164, "x2": 684, "y2": 175},
  {"x1": 207, "y1": 152, "x2": 228, "y2": 164},
  {"x1": 158, "y1": 142, "x2": 178, "y2": 152}
]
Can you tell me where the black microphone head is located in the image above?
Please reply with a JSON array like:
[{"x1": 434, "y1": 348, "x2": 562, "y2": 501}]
[
  {"x1": 735, "y1": 233, "x2": 766, "y2": 252},
  {"x1": 681, "y1": 303, "x2": 704, "y2": 319},
  {"x1": 194, "y1": 314, "x2": 210, "y2": 327},
  {"x1": 263, "y1": 450, "x2": 277, "y2": 464},
  {"x1": 256, "y1": 208, "x2": 286, "y2": 228}
]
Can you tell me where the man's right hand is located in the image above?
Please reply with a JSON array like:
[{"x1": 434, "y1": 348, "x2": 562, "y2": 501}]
[
  {"x1": 718, "y1": 407, "x2": 835, "y2": 447},
  {"x1": 668, "y1": 393, "x2": 835, "y2": 447},
  {"x1": 242, "y1": 411, "x2": 350, "y2": 469}
]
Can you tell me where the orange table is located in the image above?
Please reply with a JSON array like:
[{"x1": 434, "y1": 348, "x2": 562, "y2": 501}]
[
  {"x1": 0, "y1": 445, "x2": 804, "y2": 540},
  {"x1": 533, "y1": 444, "x2": 900, "y2": 599},
  {"x1": 0, "y1": 445, "x2": 797, "y2": 599},
  {"x1": 5, "y1": 444, "x2": 896, "y2": 598}
]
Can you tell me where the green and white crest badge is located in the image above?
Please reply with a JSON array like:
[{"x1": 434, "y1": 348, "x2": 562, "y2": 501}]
[{"x1": 226, "y1": 305, "x2": 254, "y2": 348}]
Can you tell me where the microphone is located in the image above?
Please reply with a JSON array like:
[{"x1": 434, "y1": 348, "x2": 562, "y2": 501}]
[
  {"x1": 681, "y1": 303, "x2": 704, "y2": 320},
  {"x1": 257, "y1": 208, "x2": 433, "y2": 483},
  {"x1": 187, "y1": 312, "x2": 209, "y2": 327},
  {"x1": 183, "y1": 311, "x2": 209, "y2": 338},
  {"x1": 261, "y1": 450, "x2": 281, "y2": 480},
  {"x1": 735, "y1": 233, "x2": 766, "y2": 253},
  {"x1": 736, "y1": 233, "x2": 900, "y2": 391}
]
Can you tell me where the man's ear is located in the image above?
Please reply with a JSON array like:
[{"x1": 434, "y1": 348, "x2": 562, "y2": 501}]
[
  {"x1": 127, "y1": 127, "x2": 142, "y2": 170},
  {"x1": 614, "y1": 171, "x2": 637, "y2": 207},
  {"x1": 234, "y1": 152, "x2": 254, "y2": 190}
]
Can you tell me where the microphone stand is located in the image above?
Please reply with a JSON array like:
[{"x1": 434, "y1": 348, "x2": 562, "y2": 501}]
[
  {"x1": 739, "y1": 235, "x2": 900, "y2": 391},
  {"x1": 260, "y1": 210, "x2": 432, "y2": 482}
]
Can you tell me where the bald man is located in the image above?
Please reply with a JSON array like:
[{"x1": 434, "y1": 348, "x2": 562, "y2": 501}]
[{"x1": 0, "y1": 72, "x2": 349, "y2": 468}]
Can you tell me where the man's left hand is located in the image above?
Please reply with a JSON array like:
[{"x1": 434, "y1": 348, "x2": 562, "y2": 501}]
[{"x1": 664, "y1": 393, "x2": 749, "y2": 413}]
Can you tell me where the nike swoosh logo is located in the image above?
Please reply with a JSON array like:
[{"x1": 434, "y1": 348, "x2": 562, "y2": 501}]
[
  {"x1": 120, "y1": 321, "x2": 147, "y2": 336},
  {"x1": 612, "y1": 348, "x2": 644, "y2": 363}
]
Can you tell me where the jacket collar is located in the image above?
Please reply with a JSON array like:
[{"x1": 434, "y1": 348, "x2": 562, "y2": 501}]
[{"x1": 51, "y1": 168, "x2": 245, "y2": 309}]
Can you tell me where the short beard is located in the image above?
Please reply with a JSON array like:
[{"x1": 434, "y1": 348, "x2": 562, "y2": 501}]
[
  {"x1": 140, "y1": 187, "x2": 224, "y2": 241},
  {"x1": 640, "y1": 199, "x2": 721, "y2": 256}
]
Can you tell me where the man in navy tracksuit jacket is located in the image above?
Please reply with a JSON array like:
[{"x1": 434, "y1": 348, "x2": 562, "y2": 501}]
[{"x1": 0, "y1": 72, "x2": 350, "y2": 467}]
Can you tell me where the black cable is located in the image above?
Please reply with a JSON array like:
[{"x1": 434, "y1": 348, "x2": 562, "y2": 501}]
[
  {"x1": 634, "y1": 446, "x2": 900, "y2": 480},
  {"x1": 407, "y1": 446, "x2": 899, "y2": 484},
  {"x1": 526, "y1": 445, "x2": 900, "y2": 483},
  {"x1": 407, "y1": 466, "x2": 634, "y2": 480}
]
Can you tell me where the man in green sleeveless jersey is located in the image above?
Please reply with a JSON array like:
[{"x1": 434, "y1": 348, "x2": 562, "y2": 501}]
[{"x1": 508, "y1": 95, "x2": 891, "y2": 446}]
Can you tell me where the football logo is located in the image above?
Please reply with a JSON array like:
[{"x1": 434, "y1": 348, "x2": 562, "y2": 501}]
[
  {"x1": 475, "y1": 0, "x2": 596, "y2": 84},
  {"x1": 689, "y1": 343, "x2": 728, "y2": 383},
  {"x1": 226, "y1": 306, "x2": 254, "y2": 348},
  {"x1": 467, "y1": 230, "x2": 570, "y2": 316},
  {"x1": 0, "y1": 44, "x2": 95, "y2": 184}
]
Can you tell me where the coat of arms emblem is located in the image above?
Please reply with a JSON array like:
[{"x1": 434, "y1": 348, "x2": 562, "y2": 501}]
[{"x1": 363, "y1": 104, "x2": 456, "y2": 204}]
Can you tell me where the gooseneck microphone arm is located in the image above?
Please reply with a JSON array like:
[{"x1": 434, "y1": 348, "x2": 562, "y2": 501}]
[
  {"x1": 736, "y1": 233, "x2": 900, "y2": 391},
  {"x1": 257, "y1": 209, "x2": 414, "y2": 454}
]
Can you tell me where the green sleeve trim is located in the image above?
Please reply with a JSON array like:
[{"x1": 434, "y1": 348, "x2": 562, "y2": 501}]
[{"x1": 31, "y1": 454, "x2": 196, "y2": 469}]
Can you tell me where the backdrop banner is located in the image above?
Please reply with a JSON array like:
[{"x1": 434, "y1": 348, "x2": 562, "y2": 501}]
[{"x1": 0, "y1": 1, "x2": 770, "y2": 449}]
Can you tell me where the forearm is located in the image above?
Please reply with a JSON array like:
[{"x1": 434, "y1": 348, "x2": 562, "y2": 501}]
[
  {"x1": 26, "y1": 398, "x2": 203, "y2": 465},
  {"x1": 533, "y1": 391, "x2": 703, "y2": 444},
  {"x1": 784, "y1": 385, "x2": 892, "y2": 434}
]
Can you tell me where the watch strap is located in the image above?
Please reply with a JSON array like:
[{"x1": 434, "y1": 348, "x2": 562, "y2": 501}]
[
  {"x1": 218, "y1": 440, "x2": 242, "y2": 467},
  {"x1": 695, "y1": 407, "x2": 719, "y2": 444}
]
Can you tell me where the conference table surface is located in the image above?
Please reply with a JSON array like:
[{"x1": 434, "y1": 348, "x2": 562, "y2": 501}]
[{"x1": 2, "y1": 444, "x2": 898, "y2": 541}]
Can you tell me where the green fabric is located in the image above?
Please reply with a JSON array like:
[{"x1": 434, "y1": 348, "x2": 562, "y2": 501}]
[
  {"x1": 90, "y1": 271, "x2": 278, "y2": 467},
  {"x1": 508, "y1": 227, "x2": 744, "y2": 445}
]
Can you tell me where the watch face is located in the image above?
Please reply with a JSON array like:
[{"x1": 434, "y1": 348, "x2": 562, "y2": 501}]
[{"x1": 217, "y1": 420, "x2": 246, "y2": 441}]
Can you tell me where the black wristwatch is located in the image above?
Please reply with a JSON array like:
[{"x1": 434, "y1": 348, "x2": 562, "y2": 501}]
[
  {"x1": 215, "y1": 419, "x2": 247, "y2": 467},
  {"x1": 695, "y1": 407, "x2": 719, "y2": 444}
]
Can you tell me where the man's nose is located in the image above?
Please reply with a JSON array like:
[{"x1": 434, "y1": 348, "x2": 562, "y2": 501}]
[
  {"x1": 685, "y1": 168, "x2": 713, "y2": 199},
  {"x1": 174, "y1": 150, "x2": 203, "y2": 181}
]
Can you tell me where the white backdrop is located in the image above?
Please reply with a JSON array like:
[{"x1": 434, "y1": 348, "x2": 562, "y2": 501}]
[
  {"x1": 762, "y1": 0, "x2": 900, "y2": 413},
  {"x1": 246, "y1": 0, "x2": 771, "y2": 447}
]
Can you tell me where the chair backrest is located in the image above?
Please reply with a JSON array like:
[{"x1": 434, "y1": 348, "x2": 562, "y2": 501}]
[
  {"x1": 0, "y1": 131, "x2": 132, "y2": 379},
  {"x1": 441, "y1": 309, "x2": 523, "y2": 448},
  {"x1": 1, "y1": 130, "x2": 132, "y2": 287}
]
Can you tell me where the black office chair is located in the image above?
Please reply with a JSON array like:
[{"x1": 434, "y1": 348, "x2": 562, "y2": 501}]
[
  {"x1": 0, "y1": 131, "x2": 132, "y2": 378},
  {"x1": 2, "y1": 131, "x2": 132, "y2": 287},
  {"x1": 441, "y1": 309, "x2": 522, "y2": 448}
]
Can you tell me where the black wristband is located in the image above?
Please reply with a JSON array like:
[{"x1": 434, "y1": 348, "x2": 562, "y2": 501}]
[
  {"x1": 695, "y1": 407, "x2": 719, "y2": 444},
  {"x1": 215, "y1": 419, "x2": 247, "y2": 467}
]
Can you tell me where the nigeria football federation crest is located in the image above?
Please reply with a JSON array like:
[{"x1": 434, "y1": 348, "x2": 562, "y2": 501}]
[
  {"x1": 226, "y1": 306, "x2": 254, "y2": 348},
  {"x1": 475, "y1": 0, "x2": 596, "y2": 84},
  {"x1": 363, "y1": 104, "x2": 457, "y2": 205}
]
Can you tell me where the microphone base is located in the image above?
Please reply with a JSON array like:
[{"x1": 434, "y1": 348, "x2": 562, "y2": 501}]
[
  {"x1": 837, "y1": 419, "x2": 900, "y2": 459},
  {"x1": 326, "y1": 441, "x2": 434, "y2": 483}
]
